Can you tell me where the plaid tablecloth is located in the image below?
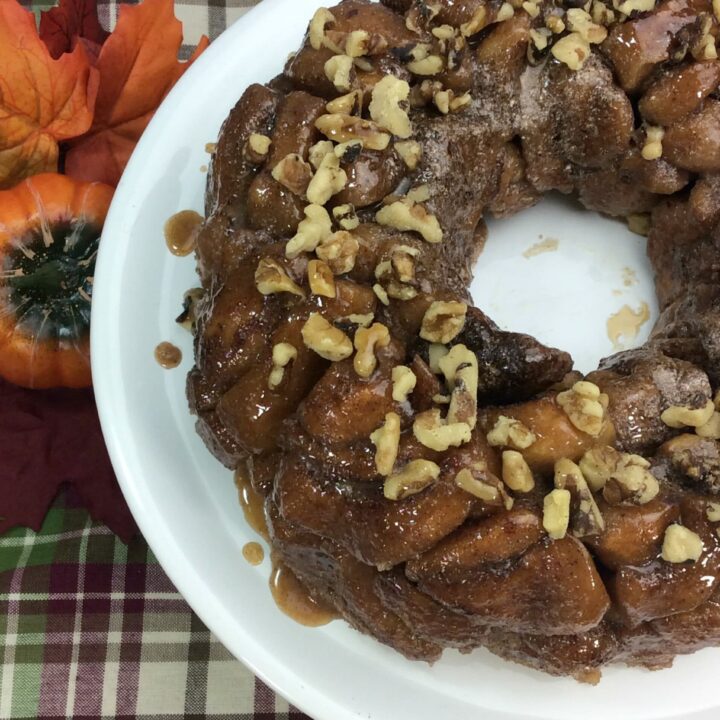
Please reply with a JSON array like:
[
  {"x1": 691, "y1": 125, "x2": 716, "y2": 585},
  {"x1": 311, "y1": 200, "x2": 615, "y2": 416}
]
[{"x1": 1, "y1": 0, "x2": 313, "y2": 717}]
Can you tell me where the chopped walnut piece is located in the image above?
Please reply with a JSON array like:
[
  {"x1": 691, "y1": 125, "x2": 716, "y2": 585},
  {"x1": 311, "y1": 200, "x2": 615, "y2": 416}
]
[
  {"x1": 271, "y1": 154, "x2": 314, "y2": 197},
  {"x1": 376, "y1": 200, "x2": 443, "y2": 244},
  {"x1": 714, "y1": 0, "x2": 720, "y2": 22},
  {"x1": 707, "y1": 502, "x2": 720, "y2": 522},
  {"x1": 522, "y1": 1, "x2": 540, "y2": 18},
  {"x1": 324, "y1": 54, "x2": 354, "y2": 92},
  {"x1": 255, "y1": 258, "x2": 304, "y2": 297},
  {"x1": 556, "y1": 381, "x2": 608, "y2": 437},
  {"x1": 343, "y1": 29, "x2": 388, "y2": 57},
  {"x1": 333, "y1": 203, "x2": 359, "y2": 231},
  {"x1": 438, "y1": 344, "x2": 479, "y2": 428},
  {"x1": 384, "y1": 459, "x2": 440, "y2": 500},
  {"x1": 326, "y1": 89, "x2": 363, "y2": 116},
  {"x1": 407, "y1": 54, "x2": 445, "y2": 76},
  {"x1": 286, "y1": 204, "x2": 332, "y2": 259},
  {"x1": 373, "y1": 283, "x2": 390, "y2": 306},
  {"x1": 529, "y1": 28, "x2": 551, "y2": 51},
  {"x1": 334, "y1": 139, "x2": 363, "y2": 162},
  {"x1": 546, "y1": 15, "x2": 565, "y2": 33},
  {"x1": 566, "y1": 8, "x2": 608, "y2": 43},
  {"x1": 389, "y1": 366, "x2": 416, "y2": 403},
  {"x1": 308, "y1": 259, "x2": 336, "y2": 298},
  {"x1": 661, "y1": 400, "x2": 715, "y2": 429},
  {"x1": 455, "y1": 467, "x2": 513, "y2": 509},
  {"x1": 316, "y1": 113, "x2": 390, "y2": 151},
  {"x1": 306, "y1": 152, "x2": 347, "y2": 205},
  {"x1": 662, "y1": 524, "x2": 704, "y2": 563},
  {"x1": 554, "y1": 458, "x2": 605, "y2": 537},
  {"x1": 617, "y1": 0, "x2": 655, "y2": 12},
  {"x1": 487, "y1": 415, "x2": 537, "y2": 450},
  {"x1": 246, "y1": 133, "x2": 272, "y2": 163},
  {"x1": 309, "y1": 7, "x2": 335, "y2": 50},
  {"x1": 413, "y1": 408, "x2": 471, "y2": 451},
  {"x1": 502, "y1": 450, "x2": 535, "y2": 493},
  {"x1": 343, "y1": 312, "x2": 374, "y2": 328},
  {"x1": 428, "y1": 343, "x2": 449, "y2": 373},
  {"x1": 394, "y1": 140, "x2": 422, "y2": 170},
  {"x1": 591, "y1": 0, "x2": 616, "y2": 25},
  {"x1": 301, "y1": 313, "x2": 353, "y2": 361},
  {"x1": 371, "y1": 412, "x2": 401, "y2": 476},
  {"x1": 268, "y1": 342, "x2": 298, "y2": 389},
  {"x1": 308, "y1": 140, "x2": 334, "y2": 170},
  {"x1": 551, "y1": 32, "x2": 591, "y2": 71},
  {"x1": 420, "y1": 301, "x2": 467, "y2": 344},
  {"x1": 543, "y1": 489, "x2": 571, "y2": 540},
  {"x1": 390, "y1": 244, "x2": 419, "y2": 283},
  {"x1": 405, "y1": 185, "x2": 430, "y2": 204},
  {"x1": 579, "y1": 445, "x2": 622, "y2": 491},
  {"x1": 354, "y1": 323, "x2": 391, "y2": 378},
  {"x1": 697, "y1": 412, "x2": 720, "y2": 439},
  {"x1": 460, "y1": 6, "x2": 488, "y2": 35},
  {"x1": 316, "y1": 230, "x2": 359, "y2": 274},
  {"x1": 496, "y1": 2, "x2": 515, "y2": 21},
  {"x1": 433, "y1": 394, "x2": 450, "y2": 404},
  {"x1": 369, "y1": 75, "x2": 412, "y2": 139},
  {"x1": 603, "y1": 454, "x2": 659, "y2": 505},
  {"x1": 642, "y1": 126, "x2": 665, "y2": 161}
]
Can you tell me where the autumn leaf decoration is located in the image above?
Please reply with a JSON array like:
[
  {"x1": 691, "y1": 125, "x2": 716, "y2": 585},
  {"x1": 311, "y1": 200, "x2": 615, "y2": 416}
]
[{"x1": 0, "y1": 0, "x2": 208, "y2": 190}]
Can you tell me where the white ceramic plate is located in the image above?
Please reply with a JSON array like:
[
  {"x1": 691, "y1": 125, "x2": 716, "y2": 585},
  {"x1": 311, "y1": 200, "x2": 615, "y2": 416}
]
[{"x1": 91, "y1": 2, "x2": 720, "y2": 718}]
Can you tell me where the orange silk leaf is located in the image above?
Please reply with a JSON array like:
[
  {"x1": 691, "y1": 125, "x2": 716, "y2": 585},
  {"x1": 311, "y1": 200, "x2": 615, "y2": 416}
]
[
  {"x1": 0, "y1": 0, "x2": 97, "y2": 189},
  {"x1": 64, "y1": 0, "x2": 209, "y2": 186}
]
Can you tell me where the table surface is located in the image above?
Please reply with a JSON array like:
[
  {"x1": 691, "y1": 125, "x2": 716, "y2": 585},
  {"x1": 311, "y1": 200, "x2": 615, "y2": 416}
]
[{"x1": 1, "y1": 1, "x2": 312, "y2": 717}]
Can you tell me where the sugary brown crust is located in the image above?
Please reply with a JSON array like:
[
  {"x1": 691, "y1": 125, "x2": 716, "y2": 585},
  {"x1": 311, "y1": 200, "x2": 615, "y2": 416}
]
[{"x1": 188, "y1": 0, "x2": 720, "y2": 680}]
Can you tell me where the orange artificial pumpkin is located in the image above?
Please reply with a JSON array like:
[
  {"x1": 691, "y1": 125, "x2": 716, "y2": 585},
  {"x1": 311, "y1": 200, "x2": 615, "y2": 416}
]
[{"x1": 0, "y1": 174, "x2": 114, "y2": 389}]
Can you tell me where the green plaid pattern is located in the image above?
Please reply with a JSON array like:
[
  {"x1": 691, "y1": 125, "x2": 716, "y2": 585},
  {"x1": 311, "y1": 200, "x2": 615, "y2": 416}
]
[{"x1": 0, "y1": 492, "x2": 309, "y2": 719}]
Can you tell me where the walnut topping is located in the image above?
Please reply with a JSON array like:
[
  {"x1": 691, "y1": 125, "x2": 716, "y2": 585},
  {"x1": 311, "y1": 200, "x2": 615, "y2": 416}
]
[
  {"x1": 406, "y1": 185, "x2": 431, "y2": 204},
  {"x1": 376, "y1": 200, "x2": 443, "y2": 244},
  {"x1": 316, "y1": 230, "x2": 359, "y2": 274},
  {"x1": 617, "y1": 0, "x2": 655, "y2": 12},
  {"x1": 662, "y1": 524, "x2": 704, "y2": 563},
  {"x1": 334, "y1": 139, "x2": 364, "y2": 162},
  {"x1": 354, "y1": 323, "x2": 391, "y2": 378},
  {"x1": 486, "y1": 415, "x2": 537, "y2": 450},
  {"x1": 373, "y1": 283, "x2": 390, "y2": 306},
  {"x1": 551, "y1": 32, "x2": 591, "y2": 71},
  {"x1": 420, "y1": 301, "x2": 467, "y2": 343},
  {"x1": 306, "y1": 152, "x2": 347, "y2": 205},
  {"x1": 603, "y1": 454, "x2": 659, "y2": 506},
  {"x1": 301, "y1": 313, "x2": 353, "y2": 361},
  {"x1": 407, "y1": 54, "x2": 445, "y2": 76},
  {"x1": 371, "y1": 412, "x2": 401, "y2": 476},
  {"x1": 714, "y1": 0, "x2": 720, "y2": 22},
  {"x1": 661, "y1": 400, "x2": 715, "y2": 429},
  {"x1": 554, "y1": 458, "x2": 605, "y2": 537},
  {"x1": 543, "y1": 489, "x2": 571, "y2": 540},
  {"x1": 413, "y1": 408, "x2": 471, "y2": 451},
  {"x1": 591, "y1": 0, "x2": 616, "y2": 25},
  {"x1": 566, "y1": 8, "x2": 608, "y2": 43},
  {"x1": 460, "y1": 6, "x2": 488, "y2": 35},
  {"x1": 345, "y1": 29, "x2": 388, "y2": 57},
  {"x1": 496, "y1": 2, "x2": 515, "y2": 21},
  {"x1": 391, "y1": 244, "x2": 419, "y2": 283},
  {"x1": 268, "y1": 342, "x2": 298, "y2": 389},
  {"x1": 707, "y1": 502, "x2": 720, "y2": 522},
  {"x1": 384, "y1": 459, "x2": 441, "y2": 500},
  {"x1": 286, "y1": 204, "x2": 332, "y2": 259},
  {"x1": 369, "y1": 75, "x2": 412, "y2": 139},
  {"x1": 502, "y1": 450, "x2": 535, "y2": 493},
  {"x1": 271, "y1": 154, "x2": 314, "y2": 197},
  {"x1": 246, "y1": 133, "x2": 272, "y2": 162},
  {"x1": 308, "y1": 259, "x2": 336, "y2": 298},
  {"x1": 324, "y1": 54, "x2": 354, "y2": 92},
  {"x1": 308, "y1": 140, "x2": 334, "y2": 170},
  {"x1": 432, "y1": 24, "x2": 455, "y2": 40},
  {"x1": 394, "y1": 140, "x2": 422, "y2": 170},
  {"x1": 315, "y1": 113, "x2": 390, "y2": 151},
  {"x1": 641, "y1": 126, "x2": 665, "y2": 161},
  {"x1": 309, "y1": 7, "x2": 335, "y2": 50},
  {"x1": 428, "y1": 343, "x2": 449, "y2": 373},
  {"x1": 522, "y1": 1, "x2": 541, "y2": 19},
  {"x1": 529, "y1": 28, "x2": 551, "y2": 51},
  {"x1": 578, "y1": 445, "x2": 621, "y2": 491},
  {"x1": 392, "y1": 365, "x2": 417, "y2": 402},
  {"x1": 433, "y1": 89, "x2": 472, "y2": 115},
  {"x1": 546, "y1": 15, "x2": 565, "y2": 33},
  {"x1": 438, "y1": 344, "x2": 478, "y2": 429},
  {"x1": 556, "y1": 381, "x2": 608, "y2": 437},
  {"x1": 697, "y1": 411, "x2": 720, "y2": 439},
  {"x1": 333, "y1": 203, "x2": 359, "y2": 231},
  {"x1": 343, "y1": 312, "x2": 374, "y2": 327},
  {"x1": 326, "y1": 89, "x2": 363, "y2": 115},
  {"x1": 455, "y1": 467, "x2": 513, "y2": 509},
  {"x1": 255, "y1": 258, "x2": 304, "y2": 297}
]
